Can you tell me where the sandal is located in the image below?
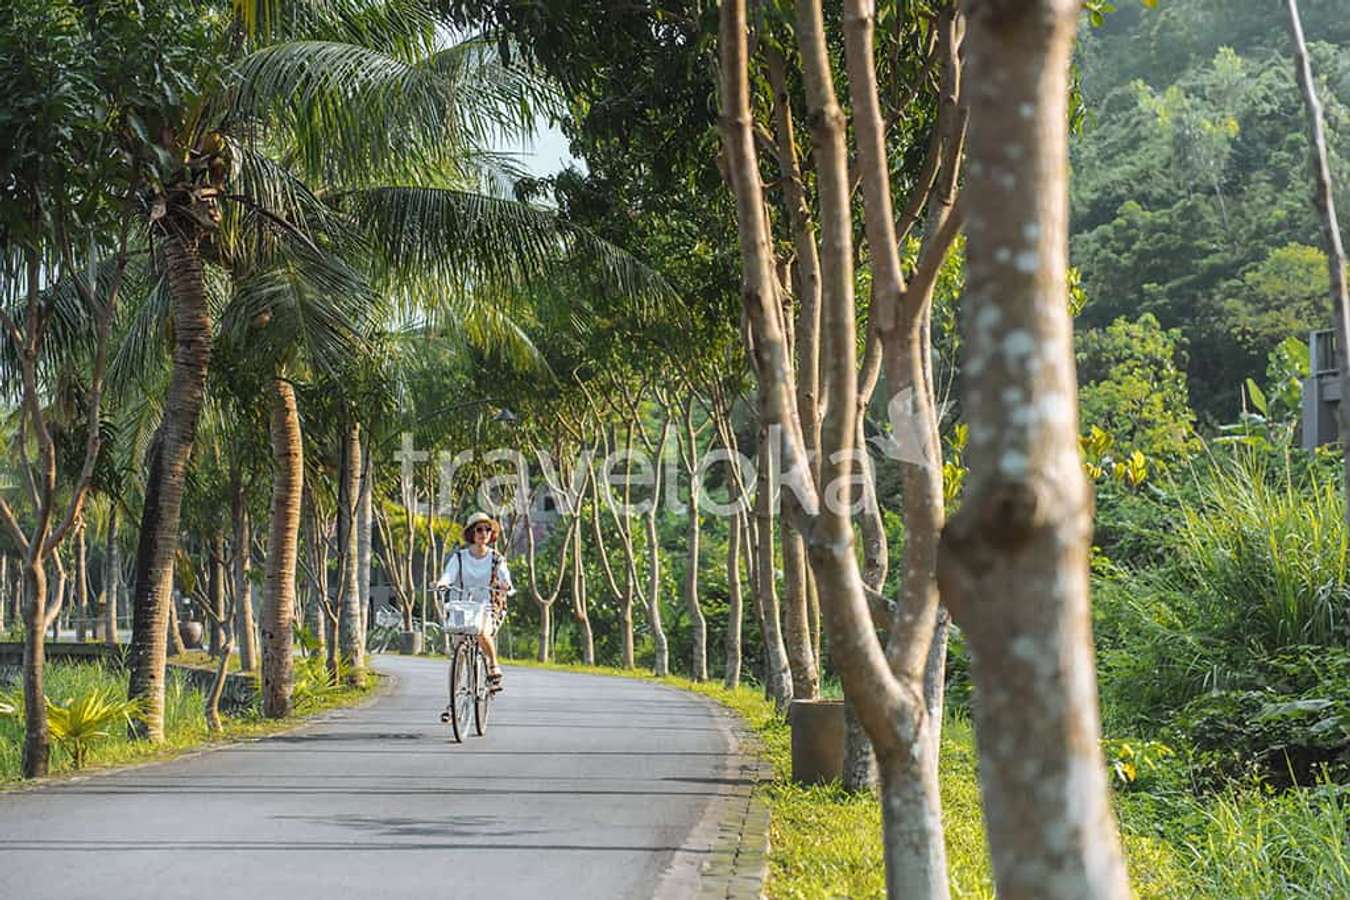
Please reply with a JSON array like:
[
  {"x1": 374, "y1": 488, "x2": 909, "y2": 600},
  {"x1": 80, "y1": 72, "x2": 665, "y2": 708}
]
[
  {"x1": 487, "y1": 670, "x2": 504, "y2": 693},
  {"x1": 439, "y1": 708, "x2": 452, "y2": 723}
]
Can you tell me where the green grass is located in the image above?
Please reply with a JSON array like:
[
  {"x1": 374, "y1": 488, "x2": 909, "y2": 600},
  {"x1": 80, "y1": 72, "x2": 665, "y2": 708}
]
[
  {"x1": 502, "y1": 656, "x2": 1348, "y2": 899},
  {"x1": 0, "y1": 656, "x2": 380, "y2": 784}
]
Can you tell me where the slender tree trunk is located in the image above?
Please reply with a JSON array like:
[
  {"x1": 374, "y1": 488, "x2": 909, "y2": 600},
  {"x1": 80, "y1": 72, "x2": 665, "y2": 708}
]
[
  {"x1": 166, "y1": 598, "x2": 186, "y2": 656},
  {"x1": 753, "y1": 443, "x2": 792, "y2": 710},
  {"x1": 337, "y1": 420, "x2": 364, "y2": 683},
  {"x1": 842, "y1": 699, "x2": 878, "y2": 792},
  {"x1": 208, "y1": 533, "x2": 226, "y2": 658},
  {"x1": 621, "y1": 565, "x2": 635, "y2": 669},
  {"x1": 0, "y1": 554, "x2": 7, "y2": 633},
  {"x1": 21, "y1": 562, "x2": 49, "y2": 777},
  {"x1": 263, "y1": 378, "x2": 301, "y2": 718},
  {"x1": 571, "y1": 527, "x2": 594, "y2": 665},
  {"x1": 924, "y1": 608, "x2": 950, "y2": 756},
  {"x1": 358, "y1": 441, "x2": 373, "y2": 641},
  {"x1": 75, "y1": 524, "x2": 88, "y2": 642},
  {"x1": 1286, "y1": 0, "x2": 1350, "y2": 519},
  {"x1": 684, "y1": 486, "x2": 708, "y2": 681},
  {"x1": 781, "y1": 526, "x2": 818, "y2": 698},
  {"x1": 724, "y1": 512, "x2": 746, "y2": 690},
  {"x1": 232, "y1": 486, "x2": 258, "y2": 673},
  {"x1": 537, "y1": 600, "x2": 552, "y2": 662},
  {"x1": 937, "y1": 3, "x2": 1130, "y2": 897},
  {"x1": 128, "y1": 231, "x2": 212, "y2": 742},
  {"x1": 103, "y1": 508, "x2": 120, "y2": 646},
  {"x1": 643, "y1": 508, "x2": 669, "y2": 676}
]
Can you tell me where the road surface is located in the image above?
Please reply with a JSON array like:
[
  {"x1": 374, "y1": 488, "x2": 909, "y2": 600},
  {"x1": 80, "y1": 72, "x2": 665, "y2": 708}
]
[{"x1": 0, "y1": 655, "x2": 750, "y2": 899}]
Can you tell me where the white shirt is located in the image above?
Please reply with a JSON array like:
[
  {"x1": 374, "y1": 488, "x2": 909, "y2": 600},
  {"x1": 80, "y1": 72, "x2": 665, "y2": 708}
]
[{"x1": 439, "y1": 549, "x2": 515, "y2": 603}]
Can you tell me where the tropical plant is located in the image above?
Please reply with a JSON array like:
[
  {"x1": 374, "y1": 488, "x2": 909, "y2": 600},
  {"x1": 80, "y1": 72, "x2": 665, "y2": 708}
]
[{"x1": 44, "y1": 688, "x2": 142, "y2": 769}]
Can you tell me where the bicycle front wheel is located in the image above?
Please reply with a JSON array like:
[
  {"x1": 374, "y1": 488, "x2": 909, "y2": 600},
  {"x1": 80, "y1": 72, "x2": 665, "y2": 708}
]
[
  {"x1": 448, "y1": 640, "x2": 474, "y2": 743},
  {"x1": 473, "y1": 649, "x2": 489, "y2": 736}
]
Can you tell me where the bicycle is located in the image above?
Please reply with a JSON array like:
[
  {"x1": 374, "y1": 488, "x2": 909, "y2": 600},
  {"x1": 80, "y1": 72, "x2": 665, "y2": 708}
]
[{"x1": 435, "y1": 585, "x2": 498, "y2": 743}]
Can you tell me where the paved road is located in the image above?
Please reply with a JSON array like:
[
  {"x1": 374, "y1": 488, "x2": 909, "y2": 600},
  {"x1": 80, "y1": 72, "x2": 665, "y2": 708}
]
[{"x1": 0, "y1": 656, "x2": 748, "y2": 899}]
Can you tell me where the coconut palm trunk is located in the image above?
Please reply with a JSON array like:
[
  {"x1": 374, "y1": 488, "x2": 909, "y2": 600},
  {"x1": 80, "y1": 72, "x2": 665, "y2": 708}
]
[
  {"x1": 128, "y1": 231, "x2": 213, "y2": 742},
  {"x1": 262, "y1": 378, "x2": 302, "y2": 717}
]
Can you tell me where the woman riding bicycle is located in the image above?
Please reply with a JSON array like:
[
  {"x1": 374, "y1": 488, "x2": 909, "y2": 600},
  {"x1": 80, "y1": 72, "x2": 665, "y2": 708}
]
[{"x1": 436, "y1": 512, "x2": 514, "y2": 692}]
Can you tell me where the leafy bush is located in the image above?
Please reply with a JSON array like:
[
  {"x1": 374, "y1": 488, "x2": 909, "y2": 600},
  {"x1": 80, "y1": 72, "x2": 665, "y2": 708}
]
[{"x1": 1172, "y1": 646, "x2": 1350, "y2": 788}]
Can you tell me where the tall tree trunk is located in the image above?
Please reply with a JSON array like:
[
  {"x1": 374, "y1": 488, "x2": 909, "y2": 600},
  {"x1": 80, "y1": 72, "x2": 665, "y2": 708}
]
[
  {"x1": 232, "y1": 484, "x2": 258, "y2": 673},
  {"x1": 358, "y1": 441, "x2": 373, "y2": 640},
  {"x1": 724, "y1": 511, "x2": 745, "y2": 690},
  {"x1": 753, "y1": 442, "x2": 792, "y2": 710},
  {"x1": 781, "y1": 526, "x2": 818, "y2": 698},
  {"x1": 21, "y1": 562, "x2": 49, "y2": 777},
  {"x1": 1286, "y1": 0, "x2": 1350, "y2": 519},
  {"x1": 842, "y1": 699, "x2": 878, "y2": 792},
  {"x1": 643, "y1": 507, "x2": 669, "y2": 677},
  {"x1": 571, "y1": 527, "x2": 595, "y2": 665},
  {"x1": 208, "y1": 533, "x2": 226, "y2": 658},
  {"x1": 103, "y1": 508, "x2": 120, "y2": 645},
  {"x1": 621, "y1": 564, "x2": 635, "y2": 669},
  {"x1": 0, "y1": 554, "x2": 7, "y2": 633},
  {"x1": 75, "y1": 524, "x2": 88, "y2": 642},
  {"x1": 128, "y1": 232, "x2": 212, "y2": 742},
  {"x1": 337, "y1": 419, "x2": 364, "y2": 683},
  {"x1": 684, "y1": 486, "x2": 708, "y2": 681},
  {"x1": 937, "y1": 2, "x2": 1130, "y2": 897},
  {"x1": 263, "y1": 378, "x2": 302, "y2": 718},
  {"x1": 166, "y1": 598, "x2": 186, "y2": 657}
]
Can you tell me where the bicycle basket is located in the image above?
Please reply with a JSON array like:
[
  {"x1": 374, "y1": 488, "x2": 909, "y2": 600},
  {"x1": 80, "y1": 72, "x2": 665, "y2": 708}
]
[{"x1": 443, "y1": 598, "x2": 493, "y2": 636}]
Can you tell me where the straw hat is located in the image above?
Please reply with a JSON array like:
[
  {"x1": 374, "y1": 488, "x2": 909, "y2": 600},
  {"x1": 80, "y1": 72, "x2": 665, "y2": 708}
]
[{"x1": 461, "y1": 512, "x2": 501, "y2": 544}]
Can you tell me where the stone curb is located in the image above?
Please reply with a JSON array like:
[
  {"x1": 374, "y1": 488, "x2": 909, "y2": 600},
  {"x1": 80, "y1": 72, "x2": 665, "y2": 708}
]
[{"x1": 696, "y1": 716, "x2": 774, "y2": 900}]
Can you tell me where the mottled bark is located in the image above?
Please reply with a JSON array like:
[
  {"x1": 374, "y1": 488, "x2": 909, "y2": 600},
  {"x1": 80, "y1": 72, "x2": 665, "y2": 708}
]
[
  {"x1": 262, "y1": 378, "x2": 302, "y2": 718},
  {"x1": 128, "y1": 231, "x2": 212, "y2": 742},
  {"x1": 842, "y1": 698, "x2": 878, "y2": 792},
  {"x1": 936, "y1": 2, "x2": 1130, "y2": 897},
  {"x1": 103, "y1": 509, "x2": 120, "y2": 645}
]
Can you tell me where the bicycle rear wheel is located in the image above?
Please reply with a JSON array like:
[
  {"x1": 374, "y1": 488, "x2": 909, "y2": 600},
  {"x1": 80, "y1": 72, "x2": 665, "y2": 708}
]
[
  {"x1": 473, "y1": 650, "x2": 489, "y2": 736},
  {"x1": 448, "y1": 640, "x2": 474, "y2": 743}
]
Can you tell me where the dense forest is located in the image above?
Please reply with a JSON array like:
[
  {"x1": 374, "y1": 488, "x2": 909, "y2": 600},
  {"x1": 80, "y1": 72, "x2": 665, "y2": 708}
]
[{"x1": 1072, "y1": 0, "x2": 1350, "y2": 422}]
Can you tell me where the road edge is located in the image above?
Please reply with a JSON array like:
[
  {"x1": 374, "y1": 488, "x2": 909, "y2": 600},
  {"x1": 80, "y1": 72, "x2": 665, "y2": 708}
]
[{"x1": 0, "y1": 662, "x2": 399, "y2": 795}]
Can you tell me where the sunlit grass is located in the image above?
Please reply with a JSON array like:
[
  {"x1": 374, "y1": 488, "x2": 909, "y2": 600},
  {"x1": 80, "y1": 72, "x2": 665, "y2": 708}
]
[
  {"x1": 0, "y1": 656, "x2": 380, "y2": 784},
  {"x1": 499, "y1": 656, "x2": 1223, "y2": 898}
]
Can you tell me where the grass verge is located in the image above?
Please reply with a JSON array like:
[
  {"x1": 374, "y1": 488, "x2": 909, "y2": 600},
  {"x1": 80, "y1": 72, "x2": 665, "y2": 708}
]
[
  {"x1": 0, "y1": 654, "x2": 382, "y2": 786},
  {"x1": 497, "y1": 657, "x2": 1225, "y2": 898}
]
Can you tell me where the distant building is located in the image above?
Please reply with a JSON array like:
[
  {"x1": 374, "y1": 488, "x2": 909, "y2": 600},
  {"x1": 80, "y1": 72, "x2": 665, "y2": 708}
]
[{"x1": 1302, "y1": 329, "x2": 1342, "y2": 450}]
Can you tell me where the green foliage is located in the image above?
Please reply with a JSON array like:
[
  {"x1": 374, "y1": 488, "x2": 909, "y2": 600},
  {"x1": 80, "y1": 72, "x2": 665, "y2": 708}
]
[
  {"x1": 43, "y1": 688, "x2": 142, "y2": 768},
  {"x1": 1103, "y1": 737, "x2": 1177, "y2": 790},
  {"x1": 1071, "y1": 7, "x2": 1350, "y2": 421},
  {"x1": 1077, "y1": 313, "x2": 1200, "y2": 463}
]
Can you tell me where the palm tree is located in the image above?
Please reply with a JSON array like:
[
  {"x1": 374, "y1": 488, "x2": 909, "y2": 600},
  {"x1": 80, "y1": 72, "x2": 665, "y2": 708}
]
[{"x1": 119, "y1": 3, "x2": 665, "y2": 738}]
